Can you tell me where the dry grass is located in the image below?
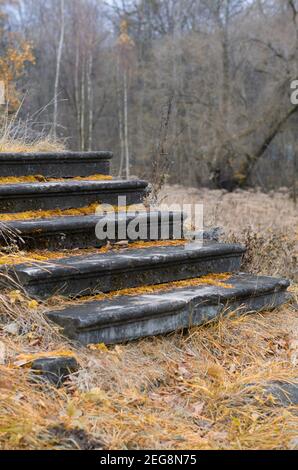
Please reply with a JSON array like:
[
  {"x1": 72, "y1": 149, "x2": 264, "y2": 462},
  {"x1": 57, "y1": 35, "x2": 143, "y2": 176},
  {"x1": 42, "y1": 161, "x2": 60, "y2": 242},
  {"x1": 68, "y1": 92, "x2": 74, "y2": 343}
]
[
  {"x1": 0, "y1": 138, "x2": 66, "y2": 154},
  {"x1": 0, "y1": 110, "x2": 66, "y2": 154},
  {"x1": 159, "y1": 185, "x2": 297, "y2": 281},
  {"x1": 0, "y1": 299, "x2": 297, "y2": 450},
  {"x1": 0, "y1": 185, "x2": 297, "y2": 450}
]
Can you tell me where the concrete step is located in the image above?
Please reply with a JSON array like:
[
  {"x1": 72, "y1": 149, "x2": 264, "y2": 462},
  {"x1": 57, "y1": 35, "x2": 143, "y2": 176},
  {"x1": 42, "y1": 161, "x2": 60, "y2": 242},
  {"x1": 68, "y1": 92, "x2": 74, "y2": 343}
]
[
  {"x1": 0, "y1": 242, "x2": 245, "y2": 299},
  {"x1": 0, "y1": 179, "x2": 148, "y2": 213},
  {"x1": 0, "y1": 151, "x2": 112, "y2": 178},
  {"x1": 46, "y1": 273, "x2": 291, "y2": 345},
  {"x1": 0, "y1": 211, "x2": 186, "y2": 250}
]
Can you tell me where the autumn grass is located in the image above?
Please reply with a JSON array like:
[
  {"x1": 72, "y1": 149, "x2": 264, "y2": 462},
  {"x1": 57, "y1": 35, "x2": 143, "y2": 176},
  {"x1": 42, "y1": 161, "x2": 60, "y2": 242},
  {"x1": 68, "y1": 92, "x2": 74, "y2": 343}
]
[
  {"x1": 0, "y1": 115, "x2": 65, "y2": 154},
  {"x1": 0, "y1": 109, "x2": 66, "y2": 154},
  {"x1": 0, "y1": 138, "x2": 66, "y2": 154},
  {"x1": 0, "y1": 186, "x2": 297, "y2": 450},
  {"x1": 0, "y1": 298, "x2": 297, "y2": 450},
  {"x1": 159, "y1": 185, "x2": 297, "y2": 281}
]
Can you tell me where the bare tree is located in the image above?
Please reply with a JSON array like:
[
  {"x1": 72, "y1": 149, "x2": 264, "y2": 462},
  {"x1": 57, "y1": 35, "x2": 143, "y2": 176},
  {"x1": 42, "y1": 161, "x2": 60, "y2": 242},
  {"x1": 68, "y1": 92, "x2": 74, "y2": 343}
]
[
  {"x1": 116, "y1": 18, "x2": 135, "y2": 179},
  {"x1": 18, "y1": 0, "x2": 298, "y2": 191},
  {"x1": 53, "y1": 0, "x2": 65, "y2": 138}
]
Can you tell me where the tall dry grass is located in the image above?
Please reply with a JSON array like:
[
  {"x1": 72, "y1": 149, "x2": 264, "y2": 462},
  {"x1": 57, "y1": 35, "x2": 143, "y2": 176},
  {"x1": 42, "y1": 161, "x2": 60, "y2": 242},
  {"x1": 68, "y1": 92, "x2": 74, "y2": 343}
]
[
  {"x1": 159, "y1": 185, "x2": 297, "y2": 281},
  {"x1": 0, "y1": 297, "x2": 297, "y2": 450},
  {"x1": 0, "y1": 106, "x2": 65, "y2": 153}
]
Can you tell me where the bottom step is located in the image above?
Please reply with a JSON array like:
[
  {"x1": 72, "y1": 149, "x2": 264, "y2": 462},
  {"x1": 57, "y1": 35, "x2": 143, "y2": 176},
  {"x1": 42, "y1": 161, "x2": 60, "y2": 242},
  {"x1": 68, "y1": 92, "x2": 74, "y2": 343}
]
[{"x1": 46, "y1": 274, "x2": 290, "y2": 345}]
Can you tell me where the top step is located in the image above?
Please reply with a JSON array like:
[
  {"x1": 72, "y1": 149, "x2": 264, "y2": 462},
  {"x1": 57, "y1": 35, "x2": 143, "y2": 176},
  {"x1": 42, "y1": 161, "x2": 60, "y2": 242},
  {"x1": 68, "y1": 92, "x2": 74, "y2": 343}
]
[
  {"x1": 0, "y1": 152, "x2": 113, "y2": 178},
  {"x1": 0, "y1": 179, "x2": 148, "y2": 213}
]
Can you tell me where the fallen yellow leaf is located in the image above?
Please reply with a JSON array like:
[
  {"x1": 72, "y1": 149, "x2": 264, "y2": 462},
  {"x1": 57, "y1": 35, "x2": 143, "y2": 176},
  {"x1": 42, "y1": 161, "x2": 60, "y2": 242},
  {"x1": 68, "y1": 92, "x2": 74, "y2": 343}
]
[
  {"x1": 83, "y1": 387, "x2": 110, "y2": 404},
  {"x1": 28, "y1": 300, "x2": 39, "y2": 310},
  {"x1": 87, "y1": 343, "x2": 109, "y2": 353}
]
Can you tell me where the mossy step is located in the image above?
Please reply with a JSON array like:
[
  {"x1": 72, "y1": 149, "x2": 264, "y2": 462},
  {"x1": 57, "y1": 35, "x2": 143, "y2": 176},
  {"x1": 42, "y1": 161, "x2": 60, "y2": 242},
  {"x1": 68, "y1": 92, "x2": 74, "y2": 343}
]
[
  {"x1": 0, "y1": 179, "x2": 148, "y2": 213},
  {"x1": 0, "y1": 211, "x2": 186, "y2": 250},
  {"x1": 0, "y1": 151, "x2": 112, "y2": 178},
  {"x1": 46, "y1": 273, "x2": 291, "y2": 345},
  {"x1": 0, "y1": 242, "x2": 245, "y2": 299}
]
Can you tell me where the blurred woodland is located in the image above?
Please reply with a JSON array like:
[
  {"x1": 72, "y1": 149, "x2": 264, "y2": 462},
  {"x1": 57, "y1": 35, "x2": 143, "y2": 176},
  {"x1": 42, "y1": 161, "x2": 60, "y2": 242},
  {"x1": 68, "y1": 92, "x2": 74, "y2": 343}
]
[{"x1": 0, "y1": 0, "x2": 298, "y2": 191}]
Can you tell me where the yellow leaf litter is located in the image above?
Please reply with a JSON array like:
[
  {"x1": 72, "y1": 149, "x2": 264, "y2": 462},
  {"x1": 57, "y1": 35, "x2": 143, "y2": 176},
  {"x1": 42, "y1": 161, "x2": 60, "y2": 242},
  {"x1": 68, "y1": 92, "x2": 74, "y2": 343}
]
[
  {"x1": 45, "y1": 273, "x2": 232, "y2": 310},
  {"x1": 0, "y1": 174, "x2": 112, "y2": 184},
  {"x1": 6, "y1": 274, "x2": 232, "y2": 311},
  {"x1": 79, "y1": 273, "x2": 233, "y2": 303},
  {"x1": 87, "y1": 343, "x2": 109, "y2": 353},
  {"x1": 0, "y1": 203, "x2": 146, "y2": 221},
  {"x1": 0, "y1": 240, "x2": 187, "y2": 266}
]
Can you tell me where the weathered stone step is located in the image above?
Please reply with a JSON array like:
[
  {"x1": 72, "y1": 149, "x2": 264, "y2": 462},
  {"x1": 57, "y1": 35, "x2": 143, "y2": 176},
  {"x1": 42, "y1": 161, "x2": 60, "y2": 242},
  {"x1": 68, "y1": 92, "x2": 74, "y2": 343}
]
[
  {"x1": 0, "y1": 211, "x2": 186, "y2": 250},
  {"x1": 0, "y1": 179, "x2": 148, "y2": 213},
  {"x1": 0, "y1": 242, "x2": 245, "y2": 299},
  {"x1": 46, "y1": 274, "x2": 290, "y2": 345},
  {"x1": 0, "y1": 151, "x2": 112, "y2": 178}
]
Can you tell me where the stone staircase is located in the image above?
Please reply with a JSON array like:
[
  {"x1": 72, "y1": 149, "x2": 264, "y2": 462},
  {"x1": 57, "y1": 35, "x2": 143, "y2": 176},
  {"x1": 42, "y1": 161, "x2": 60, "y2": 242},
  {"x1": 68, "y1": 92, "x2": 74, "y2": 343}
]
[{"x1": 0, "y1": 151, "x2": 291, "y2": 345}]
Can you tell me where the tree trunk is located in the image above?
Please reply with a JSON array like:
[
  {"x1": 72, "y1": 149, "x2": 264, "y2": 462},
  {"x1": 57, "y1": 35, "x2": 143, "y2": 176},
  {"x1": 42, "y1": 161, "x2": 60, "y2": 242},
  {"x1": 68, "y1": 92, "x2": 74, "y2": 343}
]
[
  {"x1": 74, "y1": 39, "x2": 81, "y2": 149},
  {"x1": 87, "y1": 54, "x2": 93, "y2": 151},
  {"x1": 123, "y1": 70, "x2": 130, "y2": 180},
  {"x1": 240, "y1": 101, "x2": 298, "y2": 186},
  {"x1": 117, "y1": 59, "x2": 125, "y2": 178},
  {"x1": 80, "y1": 59, "x2": 86, "y2": 151},
  {"x1": 221, "y1": 28, "x2": 230, "y2": 126},
  {"x1": 53, "y1": 0, "x2": 65, "y2": 138},
  {"x1": 213, "y1": 90, "x2": 298, "y2": 190}
]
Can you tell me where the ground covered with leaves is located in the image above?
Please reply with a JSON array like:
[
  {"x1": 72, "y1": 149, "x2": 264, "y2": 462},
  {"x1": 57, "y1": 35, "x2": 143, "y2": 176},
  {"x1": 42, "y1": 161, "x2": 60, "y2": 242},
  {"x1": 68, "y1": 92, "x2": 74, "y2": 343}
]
[{"x1": 0, "y1": 187, "x2": 297, "y2": 450}]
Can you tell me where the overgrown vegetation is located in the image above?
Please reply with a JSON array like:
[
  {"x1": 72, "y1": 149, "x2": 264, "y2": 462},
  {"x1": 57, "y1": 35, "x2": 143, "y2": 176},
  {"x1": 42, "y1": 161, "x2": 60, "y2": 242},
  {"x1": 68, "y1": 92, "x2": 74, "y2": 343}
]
[
  {"x1": 160, "y1": 185, "x2": 298, "y2": 281},
  {"x1": 0, "y1": 186, "x2": 297, "y2": 450},
  {"x1": 0, "y1": 294, "x2": 297, "y2": 450}
]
